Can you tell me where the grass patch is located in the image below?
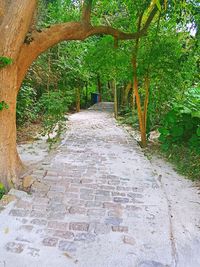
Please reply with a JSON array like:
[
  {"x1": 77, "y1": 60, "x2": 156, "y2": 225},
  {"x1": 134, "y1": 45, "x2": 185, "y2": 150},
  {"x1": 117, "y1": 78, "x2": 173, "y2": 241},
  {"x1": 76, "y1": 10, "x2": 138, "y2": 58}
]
[
  {"x1": 147, "y1": 143, "x2": 200, "y2": 181},
  {"x1": 161, "y1": 145, "x2": 200, "y2": 181}
]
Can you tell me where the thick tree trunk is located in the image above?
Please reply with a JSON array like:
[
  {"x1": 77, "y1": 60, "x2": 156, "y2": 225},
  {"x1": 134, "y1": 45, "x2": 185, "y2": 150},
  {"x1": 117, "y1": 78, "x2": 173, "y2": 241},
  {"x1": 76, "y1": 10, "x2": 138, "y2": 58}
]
[
  {"x1": 76, "y1": 88, "x2": 81, "y2": 112},
  {"x1": 97, "y1": 75, "x2": 102, "y2": 95},
  {"x1": 123, "y1": 82, "x2": 132, "y2": 106},
  {"x1": 0, "y1": 65, "x2": 24, "y2": 189},
  {"x1": 113, "y1": 80, "x2": 118, "y2": 119},
  {"x1": 133, "y1": 70, "x2": 146, "y2": 147}
]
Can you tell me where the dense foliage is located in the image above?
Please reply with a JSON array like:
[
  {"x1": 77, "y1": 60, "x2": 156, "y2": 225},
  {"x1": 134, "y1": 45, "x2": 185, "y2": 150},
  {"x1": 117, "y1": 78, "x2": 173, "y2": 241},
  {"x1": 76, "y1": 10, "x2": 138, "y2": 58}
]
[
  {"x1": 159, "y1": 88, "x2": 200, "y2": 154},
  {"x1": 16, "y1": 0, "x2": 200, "y2": 179}
]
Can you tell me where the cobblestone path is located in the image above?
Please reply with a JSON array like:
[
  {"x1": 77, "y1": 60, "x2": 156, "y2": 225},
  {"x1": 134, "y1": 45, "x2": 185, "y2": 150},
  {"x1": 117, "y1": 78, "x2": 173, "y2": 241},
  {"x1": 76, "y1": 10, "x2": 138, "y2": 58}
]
[{"x1": 0, "y1": 110, "x2": 200, "y2": 267}]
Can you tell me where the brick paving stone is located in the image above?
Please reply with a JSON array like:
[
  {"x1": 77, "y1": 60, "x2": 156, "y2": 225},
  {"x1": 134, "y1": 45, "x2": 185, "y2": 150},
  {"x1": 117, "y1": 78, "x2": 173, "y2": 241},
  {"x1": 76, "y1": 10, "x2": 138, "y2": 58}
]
[
  {"x1": 126, "y1": 205, "x2": 142, "y2": 211},
  {"x1": 42, "y1": 237, "x2": 58, "y2": 247},
  {"x1": 113, "y1": 197, "x2": 129, "y2": 203},
  {"x1": 86, "y1": 201, "x2": 102, "y2": 208},
  {"x1": 103, "y1": 202, "x2": 122, "y2": 209},
  {"x1": 30, "y1": 210, "x2": 46, "y2": 218},
  {"x1": 95, "y1": 195, "x2": 111, "y2": 202},
  {"x1": 127, "y1": 193, "x2": 143, "y2": 199},
  {"x1": 94, "y1": 223, "x2": 111, "y2": 234},
  {"x1": 96, "y1": 190, "x2": 110, "y2": 196},
  {"x1": 100, "y1": 185, "x2": 116, "y2": 190},
  {"x1": 30, "y1": 219, "x2": 47, "y2": 226},
  {"x1": 16, "y1": 236, "x2": 33, "y2": 243},
  {"x1": 112, "y1": 191, "x2": 126, "y2": 197},
  {"x1": 32, "y1": 204, "x2": 47, "y2": 211},
  {"x1": 65, "y1": 193, "x2": 79, "y2": 199},
  {"x1": 67, "y1": 199, "x2": 82, "y2": 206},
  {"x1": 5, "y1": 242, "x2": 25, "y2": 253},
  {"x1": 123, "y1": 235, "x2": 135, "y2": 245},
  {"x1": 33, "y1": 197, "x2": 49, "y2": 204},
  {"x1": 53, "y1": 230, "x2": 74, "y2": 240},
  {"x1": 19, "y1": 225, "x2": 34, "y2": 232},
  {"x1": 80, "y1": 179, "x2": 93, "y2": 184},
  {"x1": 108, "y1": 209, "x2": 123, "y2": 217},
  {"x1": 87, "y1": 209, "x2": 105, "y2": 216},
  {"x1": 47, "y1": 203, "x2": 66, "y2": 212},
  {"x1": 74, "y1": 233, "x2": 96, "y2": 242},
  {"x1": 58, "y1": 241, "x2": 77, "y2": 252},
  {"x1": 108, "y1": 180, "x2": 120, "y2": 185},
  {"x1": 112, "y1": 226, "x2": 128, "y2": 232},
  {"x1": 116, "y1": 186, "x2": 132, "y2": 191},
  {"x1": 27, "y1": 247, "x2": 40, "y2": 257},
  {"x1": 66, "y1": 187, "x2": 79, "y2": 193},
  {"x1": 47, "y1": 221, "x2": 68, "y2": 231},
  {"x1": 9, "y1": 209, "x2": 29, "y2": 217},
  {"x1": 105, "y1": 217, "x2": 123, "y2": 226},
  {"x1": 50, "y1": 185, "x2": 66, "y2": 193},
  {"x1": 69, "y1": 222, "x2": 89, "y2": 231},
  {"x1": 80, "y1": 188, "x2": 94, "y2": 194},
  {"x1": 47, "y1": 211, "x2": 66, "y2": 220},
  {"x1": 69, "y1": 206, "x2": 86, "y2": 215},
  {"x1": 132, "y1": 187, "x2": 143, "y2": 192},
  {"x1": 47, "y1": 191, "x2": 64, "y2": 199},
  {"x1": 86, "y1": 184, "x2": 98, "y2": 189},
  {"x1": 14, "y1": 200, "x2": 32, "y2": 209},
  {"x1": 31, "y1": 182, "x2": 50, "y2": 192},
  {"x1": 80, "y1": 194, "x2": 94, "y2": 201}
]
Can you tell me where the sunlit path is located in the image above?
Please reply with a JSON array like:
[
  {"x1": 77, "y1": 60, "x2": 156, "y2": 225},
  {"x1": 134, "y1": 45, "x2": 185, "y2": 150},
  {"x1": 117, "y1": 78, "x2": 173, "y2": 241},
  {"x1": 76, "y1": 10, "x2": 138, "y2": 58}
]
[{"x1": 0, "y1": 109, "x2": 200, "y2": 267}]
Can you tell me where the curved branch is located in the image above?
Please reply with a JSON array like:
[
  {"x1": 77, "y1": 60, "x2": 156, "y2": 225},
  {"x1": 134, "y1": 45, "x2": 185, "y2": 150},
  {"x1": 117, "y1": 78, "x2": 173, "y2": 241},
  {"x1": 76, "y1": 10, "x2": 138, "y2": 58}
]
[{"x1": 17, "y1": 4, "x2": 158, "y2": 88}]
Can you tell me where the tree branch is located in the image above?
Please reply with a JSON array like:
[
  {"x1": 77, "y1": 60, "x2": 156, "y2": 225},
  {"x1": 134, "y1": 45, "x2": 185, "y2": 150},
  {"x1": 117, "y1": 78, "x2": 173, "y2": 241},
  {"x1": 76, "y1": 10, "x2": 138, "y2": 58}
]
[
  {"x1": 17, "y1": 4, "x2": 158, "y2": 88},
  {"x1": 82, "y1": 0, "x2": 93, "y2": 25}
]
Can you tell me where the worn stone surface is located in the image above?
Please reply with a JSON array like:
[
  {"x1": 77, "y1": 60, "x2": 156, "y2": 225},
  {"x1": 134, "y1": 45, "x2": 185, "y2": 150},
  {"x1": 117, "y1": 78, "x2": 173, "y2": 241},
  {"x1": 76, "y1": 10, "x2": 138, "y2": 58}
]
[
  {"x1": 42, "y1": 237, "x2": 58, "y2": 247},
  {"x1": 0, "y1": 108, "x2": 200, "y2": 267},
  {"x1": 0, "y1": 194, "x2": 17, "y2": 207}
]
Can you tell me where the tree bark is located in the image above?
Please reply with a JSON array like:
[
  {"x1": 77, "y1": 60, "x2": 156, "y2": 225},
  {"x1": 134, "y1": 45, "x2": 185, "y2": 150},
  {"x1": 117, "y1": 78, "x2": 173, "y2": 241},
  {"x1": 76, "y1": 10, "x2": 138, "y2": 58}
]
[
  {"x1": 143, "y1": 75, "x2": 150, "y2": 132},
  {"x1": 97, "y1": 75, "x2": 102, "y2": 95},
  {"x1": 132, "y1": 64, "x2": 146, "y2": 147},
  {"x1": 76, "y1": 88, "x2": 81, "y2": 112},
  {"x1": 113, "y1": 80, "x2": 118, "y2": 119},
  {"x1": 0, "y1": 65, "x2": 24, "y2": 189},
  {"x1": 123, "y1": 82, "x2": 132, "y2": 106}
]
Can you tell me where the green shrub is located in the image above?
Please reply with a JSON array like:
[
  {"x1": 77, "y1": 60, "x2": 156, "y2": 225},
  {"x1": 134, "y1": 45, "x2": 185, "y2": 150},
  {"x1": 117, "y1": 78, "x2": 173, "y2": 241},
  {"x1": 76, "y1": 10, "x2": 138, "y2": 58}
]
[
  {"x1": 17, "y1": 85, "x2": 38, "y2": 125},
  {"x1": 158, "y1": 87, "x2": 200, "y2": 154},
  {"x1": 37, "y1": 90, "x2": 73, "y2": 143},
  {"x1": 0, "y1": 183, "x2": 6, "y2": 199}
]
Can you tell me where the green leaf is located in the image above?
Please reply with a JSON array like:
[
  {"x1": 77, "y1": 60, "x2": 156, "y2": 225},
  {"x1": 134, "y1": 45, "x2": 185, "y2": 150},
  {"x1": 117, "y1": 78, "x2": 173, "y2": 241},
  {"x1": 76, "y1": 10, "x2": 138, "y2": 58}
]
[
  {"x1": 0, "y1": 56, "x2": 13, "y2": 69},
  {"x1": 197, "y1": 127, "x2": 200, "y2": 137},
  {"x1": 192, "y1": 111, "x2": 200, "y2": 118},
  {"x1": 153, "y1": 0, "x2": 162, "y2": 11},
  {"x1": 171, "y1": 126, "x2": 184, "y2": 137},
  {"x1": 161, "y1": 142, "x2": 170, "y2": 151},
  {"x1": 0, "y1": 183, "x2": 5, "y2": 190},
  {"x1": 158, "y1": 127, "x2": 169, "y2": 136}
]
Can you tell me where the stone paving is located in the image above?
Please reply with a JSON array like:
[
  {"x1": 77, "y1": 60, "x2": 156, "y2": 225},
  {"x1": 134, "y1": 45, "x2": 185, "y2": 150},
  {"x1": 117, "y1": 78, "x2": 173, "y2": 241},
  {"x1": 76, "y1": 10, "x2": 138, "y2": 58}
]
[{"x1": 0, "y1": 109, "x2": 200, "y2": 267}]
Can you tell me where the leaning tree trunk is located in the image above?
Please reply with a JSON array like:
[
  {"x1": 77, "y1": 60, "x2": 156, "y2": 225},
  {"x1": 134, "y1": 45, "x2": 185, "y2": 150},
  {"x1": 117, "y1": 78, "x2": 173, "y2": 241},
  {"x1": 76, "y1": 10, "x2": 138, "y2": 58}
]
[
  {"x1": 0, "y1": 0, "x2": 158, "y2": 189},
  {"x1": 0, "y1": 65, "x2": 24, "y2": 189}
]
